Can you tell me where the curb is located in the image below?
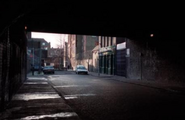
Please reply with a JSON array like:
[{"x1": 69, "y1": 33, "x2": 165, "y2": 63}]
[
  {"x1": 89, "y1": 73, "x2": 185, "y2": 95},
  {"x1": 46, "y1": 77, "x2": 82, "y2": 119}
]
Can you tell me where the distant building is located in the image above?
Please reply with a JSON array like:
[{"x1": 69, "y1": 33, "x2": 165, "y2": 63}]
[
  {"x1": 45, "y1": 48, "x2": 63, "y2": 69},
  {"x1": 63, "y1": 42, "x2": 68, "y2": 68},
  {"x1": 92, "y1": 45, "x2": 99, "y2": 72},
  {"x1": 67, "y1": 34, "x2": 76, "y2": 70},
  {"x1": 98, "y1": 36, "x2": 126, "y2": 76},
  {"x1": 27, "y1": 38, "x2": 50, "y2": 67},
  {"x1": 68, "y1": 34, "x2": 98, "y2": 71},
  {"x1": 27, "y1": 38, "x2": 50, "y2": 50},
  {"x1": 47, "y1": 48, "x2": 63, "y2": 57}
]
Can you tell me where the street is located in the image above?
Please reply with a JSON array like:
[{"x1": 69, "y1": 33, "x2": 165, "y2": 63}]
[{"x1": 46, "y1": 71, "x2": 185, "y2": 120}]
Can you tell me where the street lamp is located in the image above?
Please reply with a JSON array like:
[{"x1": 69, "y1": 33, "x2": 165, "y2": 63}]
[{"x1": 150, "y1": 33, "x2": 154, "y2": 37}]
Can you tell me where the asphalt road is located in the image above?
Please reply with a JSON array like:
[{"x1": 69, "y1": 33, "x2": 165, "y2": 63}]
[{"x1": 46, "y1": 71, "x2": 185, "y2": 120}]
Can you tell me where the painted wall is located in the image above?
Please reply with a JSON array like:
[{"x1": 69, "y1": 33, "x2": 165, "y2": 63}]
[{"x1": 92, "y1": 49, "x2": 99, "y2": 72}]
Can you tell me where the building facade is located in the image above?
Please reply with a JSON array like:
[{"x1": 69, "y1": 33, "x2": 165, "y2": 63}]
[
  {"x1": 27, "y1": 38, "x2": 50, "y2": 67},
  {"x1": 46, "y1": 48, "x2": 63, "y2": 69},
  {"x1": 68, "y1": 34, "x2": 98, "y2": 71},
  {"x1": 115, "y1": 38, "x2": 127, "y2": 76},
  {"x1": 92, "y1": 45, "x2": 99, "y2": 72},
  {"x1": 67, "y1": 34, "x2": 76, "y2": 70},
  {"x1": 98, "y1": 36, "x2": 116, "y2": 75},
  {"x1": 76, "y1": 35, "x2": 98, "y2": 71},
  {"x1": 68, "y1": 34, "x2": 128, "y2": 76},
  {"x1": 98, "y1": 36, "x2": 127, "y2": 76},
  {"x1": 63, "y1": 42, "x2": 68, "y2": 68}
]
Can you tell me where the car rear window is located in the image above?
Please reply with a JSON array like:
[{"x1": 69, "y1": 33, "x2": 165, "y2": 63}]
[
  {"x1": 77, "y1": 66, "x2": 86, "y2": 69},
  {"x1": 45, "y1": 66, "x2": 54, "y2": 68}
]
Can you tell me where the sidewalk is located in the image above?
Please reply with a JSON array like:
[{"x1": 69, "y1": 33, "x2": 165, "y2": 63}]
[
  {"x1": 27, "y1": 71, "x2": 44, "y2": 76},
  {"x1": 0, "y1": 73, "x2": 80, "y2": 120},
  {"x1": 88, "y1": 72, "x2": 185, "y2": 95}
]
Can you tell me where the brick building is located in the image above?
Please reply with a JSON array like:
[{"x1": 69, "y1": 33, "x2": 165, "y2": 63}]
[
  {"x1": 68, "y1": 34, "x2": 98, "y2": 71},
  {"x1": 45, "y1": 48, "x2": 63, "y2": 69}
]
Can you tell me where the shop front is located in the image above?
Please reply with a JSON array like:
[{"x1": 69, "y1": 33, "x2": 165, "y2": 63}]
[{"x1": 99, "y1": 46, "x2": 115, "y2": 75}]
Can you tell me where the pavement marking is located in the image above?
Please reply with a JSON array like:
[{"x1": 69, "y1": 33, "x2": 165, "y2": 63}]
[
  {"x1": 54, "y1": 85, "x2": 90, "y2": 88},
  {"x1": 64, "y1": 94, "x2": 96, "y2": 100},
  {"x1": 24, "y1": 82, "x2": 48, "y2": 84},
  {"x1": 19, "y1": 112, "x2": 79, "y2": 120},
  {"x1": 12, "y1": 93, "x2": 61, "y2": 101},
  {"x1": 27, "y1": 77, "x2": 47, "y2": 81},
  {"x1": 64, "y1": 96, "x2": 78, "y2": 100}
]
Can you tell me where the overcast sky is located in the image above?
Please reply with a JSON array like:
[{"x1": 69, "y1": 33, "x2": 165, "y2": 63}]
[{"x1": 31, "y1": 32, "x2": 68, "y2": 48}]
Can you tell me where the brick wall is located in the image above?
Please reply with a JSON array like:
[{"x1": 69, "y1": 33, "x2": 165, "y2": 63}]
[
  {"x1": 127, "y1": 39, "x2": 185, "y2": 84},
  {"x1": 0, "y1": 26, "x2": 27, "y2": 111}
]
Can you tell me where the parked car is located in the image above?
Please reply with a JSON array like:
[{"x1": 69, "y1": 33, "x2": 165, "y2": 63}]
[
  {"x1": 43, "y1": 66, "x2": 55, "y2": 74},
  {"x1": 75, "y1": 65, "x2": 88, "y2": 75}
]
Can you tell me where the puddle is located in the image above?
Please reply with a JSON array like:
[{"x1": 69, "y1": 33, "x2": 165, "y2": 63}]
[
  {"x1": 19, "y1": 112, "x2": 78, "y2": 119},
  {"x1": 54, "y1": 85, "x2": 89, "y2": 88},
  {"x1": 12, "y1": 93, "x2": 61, "y2": 101},
  {"x1": 24, "y1": 82, "x2": 48, "y2": 84},
  {"x1": 64, "y1": 94, "x2": 96, "y2": 100}
]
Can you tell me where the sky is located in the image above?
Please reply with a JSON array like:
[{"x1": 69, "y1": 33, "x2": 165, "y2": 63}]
[{"x1": 31, "y1": 32, "x2": 68, "y2": 48}]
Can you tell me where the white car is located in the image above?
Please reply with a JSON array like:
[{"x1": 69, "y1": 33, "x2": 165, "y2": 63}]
[
  {"x1": 43, "y1": 66, "x2": 55, "y2": 74},
  {"x1": 75, "y1": 65, "x2": 88, "y2": 75}
]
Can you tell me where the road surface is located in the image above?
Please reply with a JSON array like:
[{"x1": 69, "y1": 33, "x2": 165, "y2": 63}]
[{"x1": 46, "y1": 71, "x2": 185, "y2": 120}]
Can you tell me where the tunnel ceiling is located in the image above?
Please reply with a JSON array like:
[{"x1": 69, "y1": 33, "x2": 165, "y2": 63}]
[{"x1": 1, "y1": 1, "x2": 184, "y2": 40}]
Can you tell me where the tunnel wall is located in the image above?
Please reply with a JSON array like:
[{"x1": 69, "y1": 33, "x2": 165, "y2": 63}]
[
  {"x1": 0, "y1": 23, "x2": 27, "y2": 111},
  {"x1": 126, "y1": 39, "x2": 185, "y2": 84}
]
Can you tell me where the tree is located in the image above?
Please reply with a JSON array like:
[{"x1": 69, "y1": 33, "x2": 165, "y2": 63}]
[{"x1": 56, "y1": 34, "x2": 67, "y2": 48}]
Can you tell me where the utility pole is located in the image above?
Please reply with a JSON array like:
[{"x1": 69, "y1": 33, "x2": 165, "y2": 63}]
[
  {"x1": 32, "y1": 48, "x2": 34, "y2": 65},
  {"x1": 32, "y1": 39, "x2": 34, "y2": 66}
]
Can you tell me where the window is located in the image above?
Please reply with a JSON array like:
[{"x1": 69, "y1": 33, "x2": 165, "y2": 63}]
[
  {"x1": 110, "y1": 37, "x2": 112, "y2": 46},
  {"x1": 105, "y1": 37, "x2": 107, "y2": 47},
  {"x1": 42, "y1": 42, "x2": 45, "y2": 45},
  {"x1": 112, "y1": 37, "x2": 116, "y2": 45}
]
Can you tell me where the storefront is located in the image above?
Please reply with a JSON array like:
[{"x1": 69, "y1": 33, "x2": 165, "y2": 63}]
[{"x1": 99, "y1": 45, "x2": 116, "y2": 75}]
